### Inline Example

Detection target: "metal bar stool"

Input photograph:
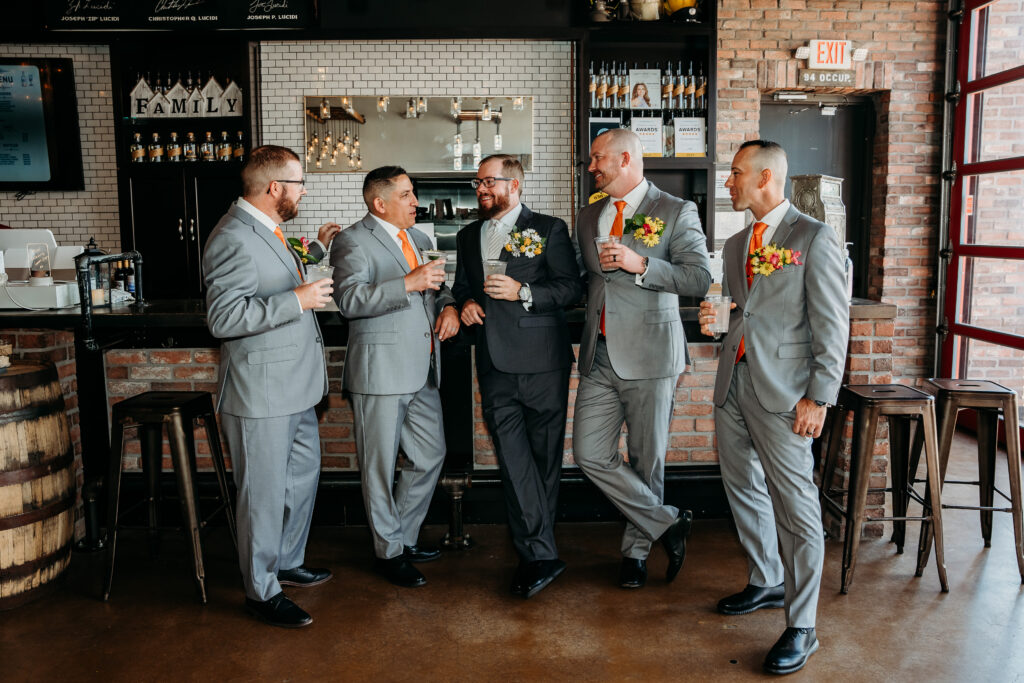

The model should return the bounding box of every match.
[819,384,948,594]
[903,379,1024,583]
[104,391,237,603]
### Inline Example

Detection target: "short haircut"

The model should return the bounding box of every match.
[479,154,525,195]
[596,128,643,162]
[362,165,409,208]
[739,139,788,186]
[241,145,301,197]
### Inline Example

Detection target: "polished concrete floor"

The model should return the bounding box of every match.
[3,433,1023,682]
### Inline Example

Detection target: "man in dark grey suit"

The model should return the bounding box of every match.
[700,140,848,675]
[453,155,583,598]
[204,145,335,628]
[573,129,711,589]
[331,166,460,588]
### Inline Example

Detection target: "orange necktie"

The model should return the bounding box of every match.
[600,200,628,337]
[736,221,768,363]
[274,226,302,278]
[399,229,433,352]
[397,229,419,271]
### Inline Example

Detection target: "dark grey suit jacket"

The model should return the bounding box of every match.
[453,204,583,376]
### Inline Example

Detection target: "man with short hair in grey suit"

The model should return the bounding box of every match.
[573,128,711,589]
[330,166,460,588]
[700,140,849,675]
[204,145,336,628]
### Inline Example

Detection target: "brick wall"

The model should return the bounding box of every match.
[0,329,84,540]
[256,40,575,240]
[0,44,119,250]
[716,0,947,384]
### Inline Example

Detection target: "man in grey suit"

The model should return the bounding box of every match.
[331,166,460,588]
[204,145,335,628]
[573,128,711,589]
[700,140,848,675]
[453,155,583,598]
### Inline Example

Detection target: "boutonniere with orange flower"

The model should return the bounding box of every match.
[626,214,666,247]
[287,236,320,264]
[750,243,802,276]
[504,228,545,258]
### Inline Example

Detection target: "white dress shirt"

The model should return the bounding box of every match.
[600,179,651,285]
[479,202,524,260]
[371,214,422,266]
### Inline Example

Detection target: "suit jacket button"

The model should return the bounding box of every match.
[424,332,430,338]
[743,311,750,318]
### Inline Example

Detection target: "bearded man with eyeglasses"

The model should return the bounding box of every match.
[453,155,583,598]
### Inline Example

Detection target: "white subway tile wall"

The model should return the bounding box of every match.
[257,40,576,239]
[0,44,119,250]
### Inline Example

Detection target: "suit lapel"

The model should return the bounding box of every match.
[231,205,302,286]
[364,214,414,273]
[747,207,798,298]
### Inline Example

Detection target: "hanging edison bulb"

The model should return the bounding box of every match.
[450,97,461,117]
[330,152,337,166]
[512,96,524,111]
[325,130,332,145]
[356,154,362,170]
[494,121,502,151]
[481,99,491,121]
[312,133,319,146]
[417,96,427,114]
[352,134,360,151]
[406,98,416,118]
[315,157,322,169]
[377,96,389,113]
[341,95,349,109]
[319,98,331,119]
[348,155,356,169]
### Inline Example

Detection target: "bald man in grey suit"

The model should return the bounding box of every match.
[573,129,711,589]
[701,140,848,675]
[205,145,335,628]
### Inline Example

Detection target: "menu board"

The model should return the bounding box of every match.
[45,0,313,29]
[0,65,51,183]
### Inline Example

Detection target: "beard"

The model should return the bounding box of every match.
[276,194,299,223]
[477,187,512,220]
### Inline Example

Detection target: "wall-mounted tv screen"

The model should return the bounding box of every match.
[0,58,85,192]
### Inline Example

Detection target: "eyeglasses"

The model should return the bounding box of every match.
[470,176,513,189]
[275,179,305,187]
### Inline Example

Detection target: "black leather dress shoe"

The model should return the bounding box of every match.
[619,558,648,589]
[277,566,333,588]
[403,544,442,563]
[517,559,566,599]
[510,562,529,596]
[659,510,693,582]
[374,557,427,587]
[245,592,312,628]
[763,627,819,675]
[717,583,785,615]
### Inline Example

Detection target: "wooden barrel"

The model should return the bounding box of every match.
[0,361,76,610]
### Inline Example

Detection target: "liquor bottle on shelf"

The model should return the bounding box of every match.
[148,132,164,163]
[695,63,708,120]
[617,62,629,117]
[129,132,146,163]
[661,64,673,110]
[167,132,182,162]
[233,131,246,162]
[673,62,684,111]
[125,262,136,295]
[113,261,126,291]
[217,131,233,161]
[200,132,216,161]
[684,61,696,117]
[588,61,597,109]
[183,132,198,162]
[595,62,608,116]
[604,62,615,111]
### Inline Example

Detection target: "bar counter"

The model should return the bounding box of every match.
[0,298,897,540]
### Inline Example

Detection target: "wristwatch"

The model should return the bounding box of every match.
[518,283,532,303]
[642,256,650,272]
[813,399,830,408]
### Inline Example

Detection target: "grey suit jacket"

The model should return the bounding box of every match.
[714,205,849,413]
[330,214,455,395]
[204,203,328,418]
[575,181,711,379]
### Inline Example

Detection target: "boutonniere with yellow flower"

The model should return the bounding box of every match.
[504,228,546,258]
[287,236,320,264]
[626,214,666,248]
[750,243,802,277]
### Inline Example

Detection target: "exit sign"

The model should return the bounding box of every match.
[808,40,852,70]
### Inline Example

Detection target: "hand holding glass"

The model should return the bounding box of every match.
[483,259,507,278]
[704,294,731,339]
[304,263,334,284]
[594,235,620,271]
[422,249,446,264]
